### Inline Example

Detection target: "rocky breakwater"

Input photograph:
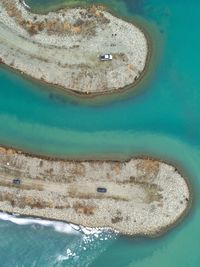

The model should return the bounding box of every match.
[0,0,148,95]
[0,147,190,236]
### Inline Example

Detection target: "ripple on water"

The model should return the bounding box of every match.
[0,212,118,266]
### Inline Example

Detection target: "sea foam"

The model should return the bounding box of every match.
[0,212,113,236]
[0,212,79,235]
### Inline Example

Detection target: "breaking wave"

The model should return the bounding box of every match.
[0,211,117,236]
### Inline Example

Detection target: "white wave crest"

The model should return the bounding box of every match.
[0,212,79,235]
[0,212,115,236]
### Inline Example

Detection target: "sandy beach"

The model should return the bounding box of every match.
[0,0,148,95]
[0,146,190,236]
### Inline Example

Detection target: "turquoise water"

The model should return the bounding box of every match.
[0,0,200,266]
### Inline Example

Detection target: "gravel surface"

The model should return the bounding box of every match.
[0,147,190,236]
[0,0,148,94]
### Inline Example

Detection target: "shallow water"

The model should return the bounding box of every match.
[0,0,200,266]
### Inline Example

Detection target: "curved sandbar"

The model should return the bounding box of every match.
[0,0,148,94]
[0,147,190,236]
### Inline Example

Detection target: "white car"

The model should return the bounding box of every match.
[99,54,113,61]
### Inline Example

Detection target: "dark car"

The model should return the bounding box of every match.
[97,187,107,193]
[13,179,21,185]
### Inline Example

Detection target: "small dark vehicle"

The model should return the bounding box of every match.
[13,179,21,185]
[97,187,107,193]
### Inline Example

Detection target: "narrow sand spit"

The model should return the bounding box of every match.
[0,147,190,236]
[0,0,148,95]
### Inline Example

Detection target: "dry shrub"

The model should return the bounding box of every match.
[128,64,134,71]
[136,159,160,182]
[0,192,13,202]
[110,162,122,174]
[111,216,123,224]
[0,191,55,209]
[88,6,98,16]
[137,160,159,175]
[97,5,106,11]
[73,201,96,215]
[0,180,43,191]
[70,163,85,176]
[71,26,81,33]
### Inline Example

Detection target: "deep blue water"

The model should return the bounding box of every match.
[0,0,200,266]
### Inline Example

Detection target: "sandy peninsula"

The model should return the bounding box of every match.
[0,0,148,95]
[0,147,190,236]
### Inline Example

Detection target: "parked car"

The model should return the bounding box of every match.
[99,54,113,61]
[13,179,21,185]
[97,187,107,193]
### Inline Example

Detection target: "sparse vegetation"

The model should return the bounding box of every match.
[0,192,54,209]
[0,145,190,236]
[111,216,123,224]
[73,201,96,215]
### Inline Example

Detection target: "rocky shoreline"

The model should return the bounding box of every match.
[0,146,190,236]
[0,0,148,95]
